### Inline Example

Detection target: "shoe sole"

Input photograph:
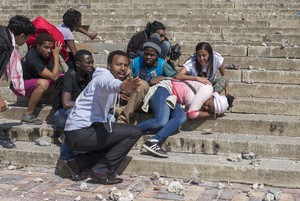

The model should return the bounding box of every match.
[142,144,168,158]
[21,120,42,125]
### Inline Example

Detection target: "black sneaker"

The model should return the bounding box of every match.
[143,141,168,158]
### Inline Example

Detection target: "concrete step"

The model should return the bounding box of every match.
[1,112,299,142]
[137,132,300,160]
[0,140,299,188]
[180,113,300,137]
[232,97,300,116]
[1,118,299,159]
[229,83,300,99]
[224,56,300,71]
[0,105,54,124]
[123,150,300,188]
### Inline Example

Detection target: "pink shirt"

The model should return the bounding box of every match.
[171,80,213,119]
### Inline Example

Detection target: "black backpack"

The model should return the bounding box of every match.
[169,43,182,61]
[51,69,76,110]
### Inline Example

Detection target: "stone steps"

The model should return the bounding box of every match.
[2,82,299,101]
[1,0,300,189]
[0,94,299,123]
[2,121,300,159]
[1,112,299,141]
[0,140,299,188]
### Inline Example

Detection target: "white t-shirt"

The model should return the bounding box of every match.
[57,23,74,48]
[183,51,224,80]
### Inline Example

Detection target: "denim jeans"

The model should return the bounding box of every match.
[54,108,74,160]
[54,108,72,130]
[160,40,171,59]
[138,87,187,142]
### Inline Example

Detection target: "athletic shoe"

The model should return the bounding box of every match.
[143,140,168,158]
[21,114,42,125]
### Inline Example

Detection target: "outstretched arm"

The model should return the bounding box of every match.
[77,27,98,40]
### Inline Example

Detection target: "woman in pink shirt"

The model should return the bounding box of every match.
[171,80,233,119]
[139,78,234,158]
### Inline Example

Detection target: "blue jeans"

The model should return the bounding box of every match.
[54,108,72,130]
[54,108,74,160]
[160,40,171,59]
[138,87,187,142]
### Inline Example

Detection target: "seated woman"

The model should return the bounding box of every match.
[139,78,234,158]
[175,42,229,95]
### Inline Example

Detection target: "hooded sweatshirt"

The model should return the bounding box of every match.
[64,67,122,131]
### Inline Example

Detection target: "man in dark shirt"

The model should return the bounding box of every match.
[53,49,94,130]
[126,21,171,61]
[11,33,62,124]
[54,50,95,178]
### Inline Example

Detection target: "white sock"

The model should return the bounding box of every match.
[149,139,159,143]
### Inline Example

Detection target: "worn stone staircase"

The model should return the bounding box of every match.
[0,0,300,188]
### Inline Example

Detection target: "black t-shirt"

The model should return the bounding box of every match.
[22,47,52,80]
[61,68,90,102]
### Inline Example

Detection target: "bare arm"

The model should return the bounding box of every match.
[61,91,74,109]
[77,27,98,40]
[197,111,214,119]
[149,76,165,86]
[39,42,62,81]
[174,67,212,85]
[65,40,77,57]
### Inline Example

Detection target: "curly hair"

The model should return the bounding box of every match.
[62,8,82,31]
[107,50,127,64]
[7,15,36,36]
[35,33,55,46]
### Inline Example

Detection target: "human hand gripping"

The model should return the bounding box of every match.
[120,77,141,95]
[150,76,164,86]
[196,77,212,85]
[52,41,63,58]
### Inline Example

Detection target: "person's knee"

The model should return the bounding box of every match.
[138,80,149,93]
[155,117,169,128]
[129,126,142,139]
[35,79,50,92]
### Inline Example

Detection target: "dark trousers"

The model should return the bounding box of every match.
[64,122,142,174]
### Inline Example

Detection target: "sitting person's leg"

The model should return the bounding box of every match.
[151,102,186,142]
[64,122,141,184]
[143,102,186,158]
[54,108,74,160]
[15,78,51,124]
[138,87,171,132]
[117,80,149,124]
[212,76,229,94]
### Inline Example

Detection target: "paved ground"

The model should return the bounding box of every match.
[0,166,299,201]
